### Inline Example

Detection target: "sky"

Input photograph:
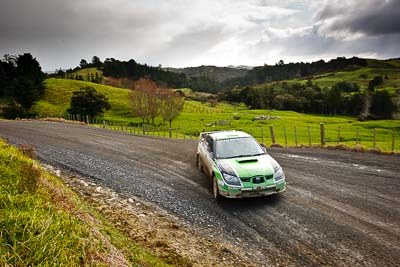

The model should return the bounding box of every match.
[1,0,399,71]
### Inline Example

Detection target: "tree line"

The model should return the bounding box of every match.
[0,53,45,119]
[219,79,396,119]
[54,56,382,95]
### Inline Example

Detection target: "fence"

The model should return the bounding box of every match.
[35,113,399,153]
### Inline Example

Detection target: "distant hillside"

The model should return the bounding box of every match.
[164,65,248,82]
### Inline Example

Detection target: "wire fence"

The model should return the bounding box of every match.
[34,113,399,153]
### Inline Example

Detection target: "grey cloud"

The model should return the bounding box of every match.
[316,0,400,36]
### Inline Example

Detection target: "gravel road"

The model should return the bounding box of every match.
[1,120,399,266]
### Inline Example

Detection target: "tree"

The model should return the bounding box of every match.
[159,90,184,131]
[0,53,45,114]
[67,87,110,118]
[368,76,383,91]
[91,56,102,68]
[131,78,160,125]
[370,91,395,119]
[79,59,88,68]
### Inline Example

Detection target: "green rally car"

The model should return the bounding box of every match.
[196,130,286,200]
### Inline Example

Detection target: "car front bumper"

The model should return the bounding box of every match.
[219,181,286,198]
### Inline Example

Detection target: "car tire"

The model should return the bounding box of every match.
[196,155,203,172]
[212,176,222,201]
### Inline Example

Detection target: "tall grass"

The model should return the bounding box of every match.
[0,139,169,266]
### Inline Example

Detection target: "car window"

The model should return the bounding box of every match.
[215,137,264,158]
[206,136,214,152]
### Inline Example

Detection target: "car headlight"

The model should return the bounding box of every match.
[274,166,285,182]
[222,173,241,186]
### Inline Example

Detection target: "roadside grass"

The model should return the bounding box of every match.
[35,78,400,152]
[0,139,170,266]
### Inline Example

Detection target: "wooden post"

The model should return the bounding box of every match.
[153,126,155,136]
[103,120,105,128]
[320,123,325,145]
[392,129,395,152]
[169,128,172,139]
[337,126,341,144]
[158,127,160,137]
[283,126,287,147]
[356,128,359,145]
[294,126,298,146]
[176,128,178,139]
[164,126,166,137]
[307,126,311,146]
[269,126,275,144]
[373,128,377,149]
[142,124,145,135]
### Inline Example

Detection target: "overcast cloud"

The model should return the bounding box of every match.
[0,0,399,71]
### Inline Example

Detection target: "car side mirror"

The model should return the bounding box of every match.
[261,146,267,153]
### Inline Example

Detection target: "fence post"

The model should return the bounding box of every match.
[373,128,377,149]
[176,128,178,139]
[294,126,298,146]
[283,126,287,147]
[392,129,395,153]
[337,126,341,144]
[320,123,325,146]
[307,126,311,146]
[356,128,359,145]
[143,124,145,135]
[103,120,105,128]
[158,127,160,137]
[169,128,172,139]
[269,126,275,144]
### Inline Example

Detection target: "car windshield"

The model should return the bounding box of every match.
[215,137,265,159]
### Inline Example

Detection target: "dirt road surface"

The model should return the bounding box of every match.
[1,120,399,266]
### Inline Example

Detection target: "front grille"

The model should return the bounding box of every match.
[252,176,264,184]
[240,174,273,183]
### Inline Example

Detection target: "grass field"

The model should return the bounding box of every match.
[74,67,103,81]
[254,66,400,94]
[34,78,400,152]
[0,139,169,266]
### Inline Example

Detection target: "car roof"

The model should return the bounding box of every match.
[209,130,252,140]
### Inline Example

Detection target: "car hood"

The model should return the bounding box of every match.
[215,154,275,178]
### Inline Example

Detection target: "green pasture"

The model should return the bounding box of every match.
[35,78,400,152]
[254,67,400,94]
[74,67,103,81]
